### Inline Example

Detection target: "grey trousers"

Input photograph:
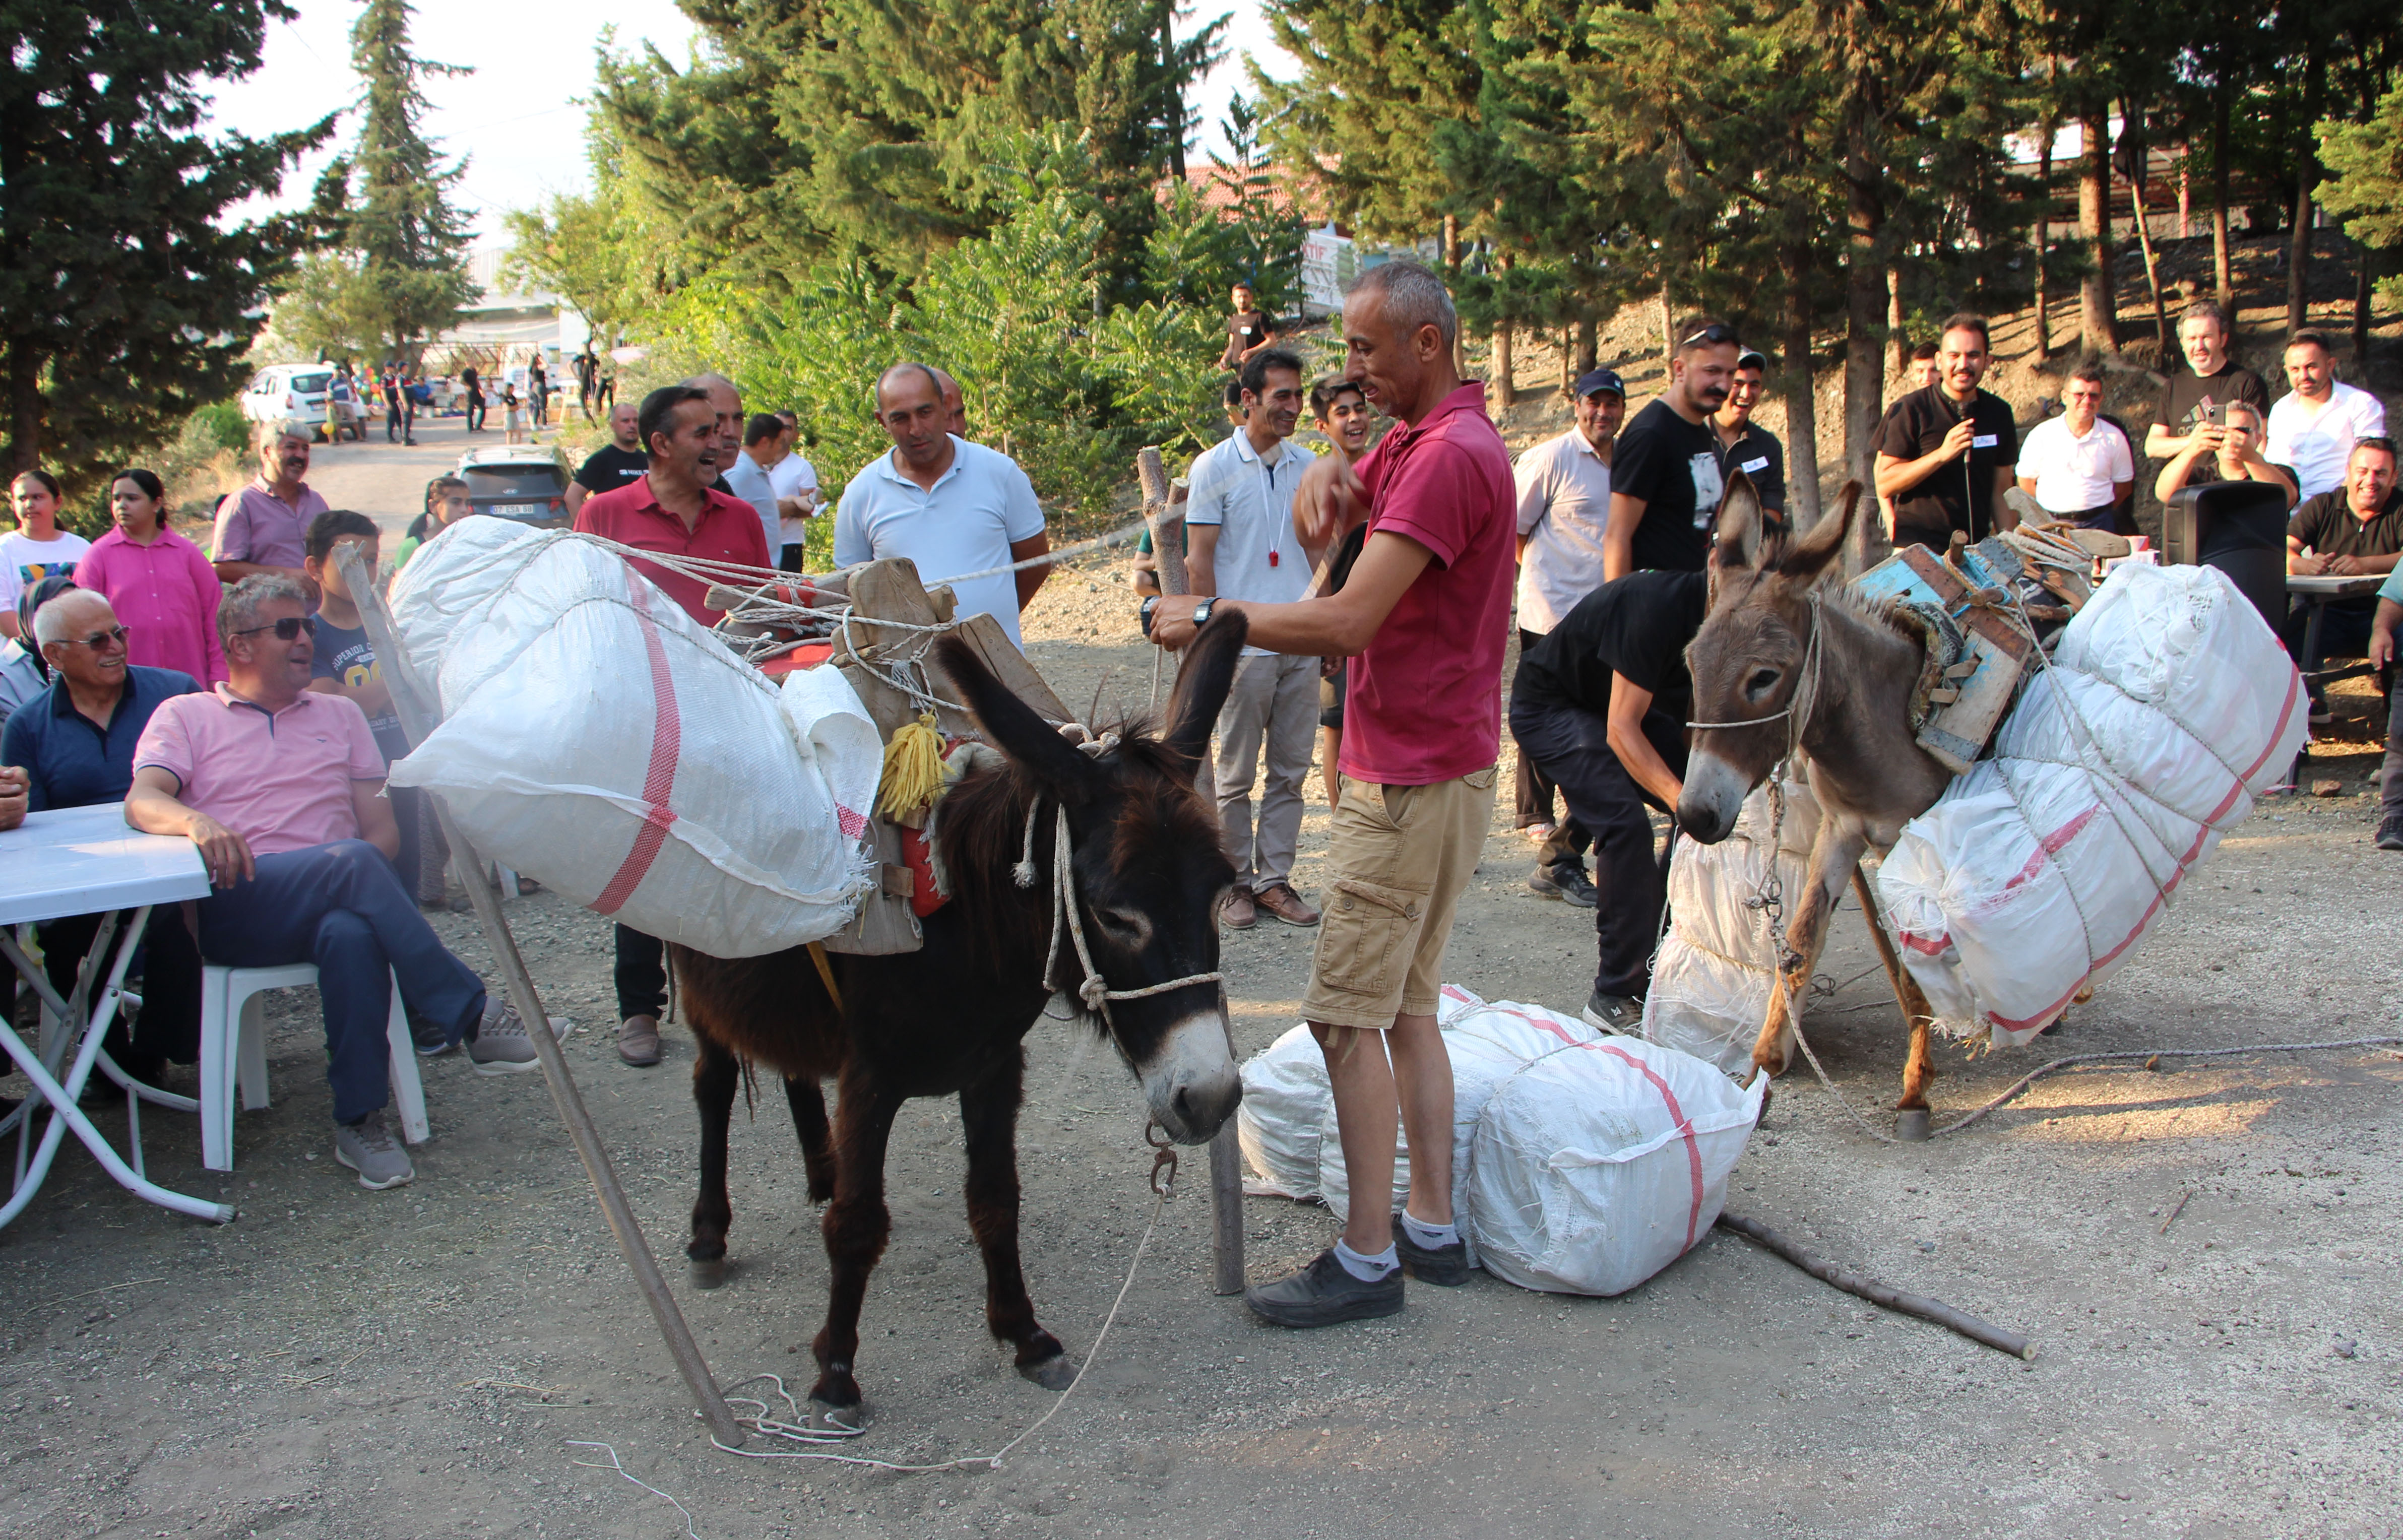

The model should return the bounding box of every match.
[1213,651,1318,890]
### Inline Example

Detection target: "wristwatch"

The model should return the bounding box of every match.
[1191,597,1217,627]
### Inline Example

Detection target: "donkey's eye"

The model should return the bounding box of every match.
[1746,667,1781,697]
[1097,908,1152,947]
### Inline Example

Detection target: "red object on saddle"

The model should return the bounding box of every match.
[902,825,946,917]
[758,640,836,680]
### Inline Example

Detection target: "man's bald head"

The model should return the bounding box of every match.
[31,588,114,648]
[926,367,967,438]
[682,373,744,465]
[876,363,944,412]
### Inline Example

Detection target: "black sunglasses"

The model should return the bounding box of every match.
[232,615,317,642]
[1680,323,1741,349]
[53,625,131,652]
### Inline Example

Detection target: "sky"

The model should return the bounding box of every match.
[205,0,1297,248]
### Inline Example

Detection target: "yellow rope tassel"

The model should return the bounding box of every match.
[876,710,946,822]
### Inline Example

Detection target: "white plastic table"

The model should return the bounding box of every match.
[0,803,232,1226]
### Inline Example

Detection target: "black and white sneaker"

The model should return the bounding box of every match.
[1244,1250,1403,1328]
[2378,814,2403,852]
[1392,1215,1471,1286]
[1527,865,1598,908]
[1582,990,1642,1033]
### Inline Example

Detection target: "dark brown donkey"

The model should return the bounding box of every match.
[670,617,1248,1421]
[1676,482,1956,1128]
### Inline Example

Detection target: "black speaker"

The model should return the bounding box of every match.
[2164,481,2289,630]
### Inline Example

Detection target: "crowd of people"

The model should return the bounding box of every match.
[2,266,2397,1225]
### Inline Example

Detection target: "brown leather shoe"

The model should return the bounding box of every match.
[1253,882,1320,927]
[1220,888,1257,930]
[617,1014,663,1067]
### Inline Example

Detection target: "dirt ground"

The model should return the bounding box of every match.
[4,534,2400,1540]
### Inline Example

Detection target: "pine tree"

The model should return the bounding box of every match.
[1,0,330,486]
[283,0,476,359]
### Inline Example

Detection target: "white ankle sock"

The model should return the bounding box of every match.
[1334,1239,1400,1281]
[1399,1210,1459,1250]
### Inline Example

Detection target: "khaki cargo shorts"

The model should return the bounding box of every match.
[1301,765,1498,1030]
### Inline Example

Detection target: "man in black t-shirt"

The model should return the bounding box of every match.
[567,400,650,516]
[1507,569,1709,1030]
[2146,301,2270,463]
[1873,312,2018,550]
[2285,437,2403,680]
[1220,283,1278,371]
[1713,349,1786,517]
[1607,319,1742,577]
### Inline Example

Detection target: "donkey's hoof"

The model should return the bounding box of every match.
[689,1256,730,1290]
[1894,1108,1931,1142]
[1018,1353,1080,1392]
[1754,1085,1774,1128]
[806,1397,868,1436]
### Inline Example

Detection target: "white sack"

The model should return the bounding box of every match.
[387,520,880,958]
[1876,563,2304,1046]
[1642,780,1818,1078]
[1467,1036,1764,1297]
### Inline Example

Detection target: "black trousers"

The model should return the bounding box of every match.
[2383,668,2403,826]
[615,924,666,1021]
[465,395,485,431]
[1512,629,1591,873]
[39,905,205,1067]
[1509,691,1686,999]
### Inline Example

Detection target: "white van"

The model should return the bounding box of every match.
[241,364,335,435]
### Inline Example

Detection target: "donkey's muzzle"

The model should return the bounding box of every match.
[1143,1012,1241,1144]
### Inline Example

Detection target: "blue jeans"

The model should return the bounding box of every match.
[197,840,486,1124]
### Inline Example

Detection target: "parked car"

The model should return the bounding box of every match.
[240,364,334,436]
[455,445,570,528]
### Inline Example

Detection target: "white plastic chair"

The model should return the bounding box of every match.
[199,963,429,1172]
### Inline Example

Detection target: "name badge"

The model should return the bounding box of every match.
[1972,433,1999,450]
[1740,456,1769,474]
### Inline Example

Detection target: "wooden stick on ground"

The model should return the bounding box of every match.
[1715,1211,2036,1361]
[334,545,748,1447]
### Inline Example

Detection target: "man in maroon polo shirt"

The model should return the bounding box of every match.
[574,383,773,1065]
[1150,260,1514,1324]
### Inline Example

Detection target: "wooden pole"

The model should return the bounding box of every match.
[1137,443,1242,1296]
[1716,1212,2035,1360]
[333,544,747,1447]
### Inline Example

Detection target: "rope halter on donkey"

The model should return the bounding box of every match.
[1010,724,1223,1029]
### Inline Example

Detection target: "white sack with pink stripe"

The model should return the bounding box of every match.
[1875,562,2305,1048]
[387,519,880,958]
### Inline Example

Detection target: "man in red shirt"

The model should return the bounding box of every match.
[1150,260,1514,1324]
[574,383,773,1066]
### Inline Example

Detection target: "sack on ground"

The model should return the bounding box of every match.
[1875,562,2304,1046]
[387,520,879,958]
[1642,780,1819,1078]
[1466,1036,1764,1297]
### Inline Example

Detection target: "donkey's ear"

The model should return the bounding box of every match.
[1160,608,1250,780]
[932,635,1107,804]
[1711,473,1768,574]
[1775,481,1857,586]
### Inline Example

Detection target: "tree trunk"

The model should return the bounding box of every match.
[1160,0,1185,183]
[1784,245,1822,529]
[1657,282,1673,364]
[1887,263,1907,378]
[1562,326,1574,392]
[1495,321,1515,407]
[1442,216,1465,374]
[2212,83,2235,311]
[2288,39,2324,335]
[1844,93,1885,577]
[2128,137,2169,352]
[1576,312,1597,374]
[2079,113,2119,355]
[2355,247,2372,366]
[2035,130,2052,359]
[6,340,43,475]
[2178,164,2190,239]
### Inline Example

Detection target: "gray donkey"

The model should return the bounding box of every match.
[1676,481,1958,1131]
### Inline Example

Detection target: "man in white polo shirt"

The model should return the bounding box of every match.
[2267,330,2388,499]
[834,364,1051,646]
[1188,348,1322,930]
[2015,360,2134,529]
[1508,367,1624,908]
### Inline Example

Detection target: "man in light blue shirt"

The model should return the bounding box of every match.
[834,365,1050,647]
[1186,348,1323,929]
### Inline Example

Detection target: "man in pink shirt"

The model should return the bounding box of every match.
[1149,261,1514,1324]
[212,425,329,593]
[127,574,544,1189]
[572,382,773,1068]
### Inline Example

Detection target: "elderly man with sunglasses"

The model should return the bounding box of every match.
[123,575,547,1189]
[0,589,206,1082]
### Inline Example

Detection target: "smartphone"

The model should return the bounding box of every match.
[2199,402,2225,427]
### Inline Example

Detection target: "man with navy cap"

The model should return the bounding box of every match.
[1712,350,1787,516]
[1508,368,1624,906]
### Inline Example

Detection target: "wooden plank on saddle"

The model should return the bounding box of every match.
[1853,544,2035,775]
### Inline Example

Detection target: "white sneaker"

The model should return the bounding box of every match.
[333,1109,414,1190]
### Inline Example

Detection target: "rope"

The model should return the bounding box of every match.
[708,1179,1173,1472]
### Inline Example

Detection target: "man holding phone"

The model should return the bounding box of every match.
[2146,301,2269,463]
[1874,313,2018,549]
